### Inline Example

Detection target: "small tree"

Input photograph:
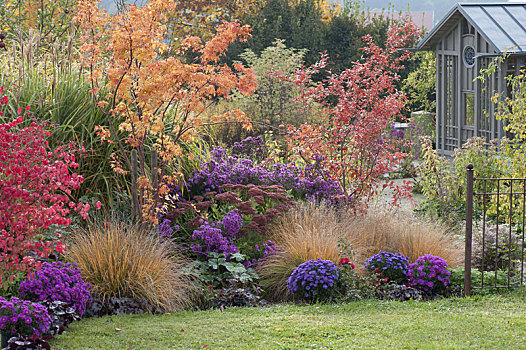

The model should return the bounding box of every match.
[237,40,317,127]
[403,51,436,113]
[281,21,420,208]
[74,0,257,222]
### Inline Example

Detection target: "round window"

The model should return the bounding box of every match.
[463,45,476,68]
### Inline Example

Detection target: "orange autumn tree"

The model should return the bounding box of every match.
[164,0,261,41]
[74,0,256,222]
[1,0,75,39]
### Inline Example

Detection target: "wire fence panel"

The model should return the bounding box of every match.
[465,164,526,296]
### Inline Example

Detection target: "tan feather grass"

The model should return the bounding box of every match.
[64,221,191,312]
[258,203,346,301]
[345,209,464,269]
[259,204,463,301]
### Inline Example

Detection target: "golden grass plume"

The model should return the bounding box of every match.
[64,221,192,313]
[345,208,464,269]
[258,202,346,301]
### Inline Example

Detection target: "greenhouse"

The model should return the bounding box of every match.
[417,2,526,155]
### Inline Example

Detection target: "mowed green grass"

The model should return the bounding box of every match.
[50,294,526,349]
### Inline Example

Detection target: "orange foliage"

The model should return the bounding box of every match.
[74,0,257,222]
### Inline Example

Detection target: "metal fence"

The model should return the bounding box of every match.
[464,164,526,295]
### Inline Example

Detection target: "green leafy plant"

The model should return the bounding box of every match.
[416,133,526,229]
[0,274,25,299]
[478,52,526,143]
[449,267,514,295]
[414,136,460,220]
[190,252,259,290]
[336,262,386,302]
[187,252,261,310]
[403,51,436,114]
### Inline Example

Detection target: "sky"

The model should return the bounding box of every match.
[353,0,507,24]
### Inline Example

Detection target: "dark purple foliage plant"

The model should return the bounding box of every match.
[42,300,80,337]
[5,334,52,350]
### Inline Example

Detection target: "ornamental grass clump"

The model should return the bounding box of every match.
[258,203,347,301]
[64,221,192,313]
[287,259,339,302]
[364,251,409,285]
[0,297,52,336]
[19,261,91,317]
[345,209,463,269]
[408,254,451,295]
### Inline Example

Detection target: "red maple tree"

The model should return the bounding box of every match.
[281,21,420,208]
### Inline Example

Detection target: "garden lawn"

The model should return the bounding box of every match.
[50,294,526,349]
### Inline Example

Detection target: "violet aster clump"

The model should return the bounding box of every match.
[248,240,280,268]
[175,144,341,203]
[221,209,243,238]
[158,218,176,239]
[0,297,52,336]
[364,251,409,285]
[18,261,91,317]
[191,209,243,259]
[191,221,239,259]
[408,254,451,295]
[287,259,339,303]
[390,122,405,140]
[232,136,268,161]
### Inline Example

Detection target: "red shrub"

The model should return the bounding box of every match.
[0,90,87,282]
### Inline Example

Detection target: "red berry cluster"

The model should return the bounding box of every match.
[0,33,5,49]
